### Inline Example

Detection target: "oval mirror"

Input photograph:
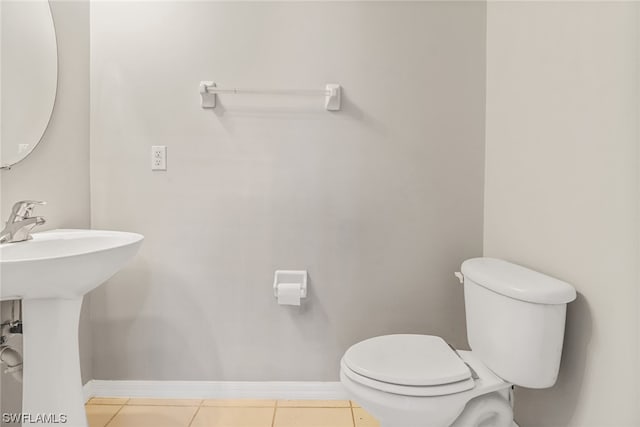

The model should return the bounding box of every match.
[1,0,58,169]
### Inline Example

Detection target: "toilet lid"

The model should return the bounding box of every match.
[343,335,471,386]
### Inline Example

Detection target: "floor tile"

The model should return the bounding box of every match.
[350,400,361,408]
[88,398,129,405]
[85,405,122,427]
[353,408,380,427]
[202,399,276,407]
[274,407,354,427]
[190,406,274,427]
[126,398,202,406]
[106,405,197,427]
[277,399,351,408]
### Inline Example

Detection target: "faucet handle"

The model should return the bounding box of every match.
[11,200,46,218]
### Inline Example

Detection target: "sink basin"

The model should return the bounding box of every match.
[0,229,143,427]
[0,229,143,300]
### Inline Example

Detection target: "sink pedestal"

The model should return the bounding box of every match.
[0,229,144,426]
[22,297,87,427]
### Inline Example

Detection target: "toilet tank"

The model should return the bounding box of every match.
[461,258,576,389]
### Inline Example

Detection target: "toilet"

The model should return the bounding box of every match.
[340,257,576,427]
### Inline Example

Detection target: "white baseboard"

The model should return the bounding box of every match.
[83,380,348,403]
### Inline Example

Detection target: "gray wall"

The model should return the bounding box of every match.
[484,2,639,426]
[89,1,486,381]
[3,2,636,425]
[0,0,91,414]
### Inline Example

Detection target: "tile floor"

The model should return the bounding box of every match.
[85,398,381,427]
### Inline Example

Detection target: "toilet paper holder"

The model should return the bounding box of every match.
[273,270,308,299]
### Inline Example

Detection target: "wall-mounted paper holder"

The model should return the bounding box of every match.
[273,270,308,303]
[199,82,341,111]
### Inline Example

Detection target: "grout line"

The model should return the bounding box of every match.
[200,405,278,408]
[275,406,352,408]
[187,405,202,427]
[271,404,277,427]
[199,402,277,408]
[103,404,125,427]
[350,406,356,427]
[275,401,352,408]
[121,404,202,408]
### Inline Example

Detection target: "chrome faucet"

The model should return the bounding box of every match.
[0,201,46,244]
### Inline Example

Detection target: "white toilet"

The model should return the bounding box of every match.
[340,257,576,427]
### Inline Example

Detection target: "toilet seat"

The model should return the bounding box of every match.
[341,359,475,397]
[342,334,475,397]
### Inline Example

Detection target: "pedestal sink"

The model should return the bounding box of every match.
[0,229,143,427]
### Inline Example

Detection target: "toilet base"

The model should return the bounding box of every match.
[366,392,513,427]
[450,393,513,427]
[363,393,513,427]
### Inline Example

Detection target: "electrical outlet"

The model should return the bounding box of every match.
[151,146,167,171]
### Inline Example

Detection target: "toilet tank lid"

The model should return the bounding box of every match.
[461,258,576,304]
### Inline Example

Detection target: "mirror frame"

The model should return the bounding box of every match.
[0,0,59,170]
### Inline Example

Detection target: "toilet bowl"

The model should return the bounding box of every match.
[340,258,576,427]
[340,334,513,427]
